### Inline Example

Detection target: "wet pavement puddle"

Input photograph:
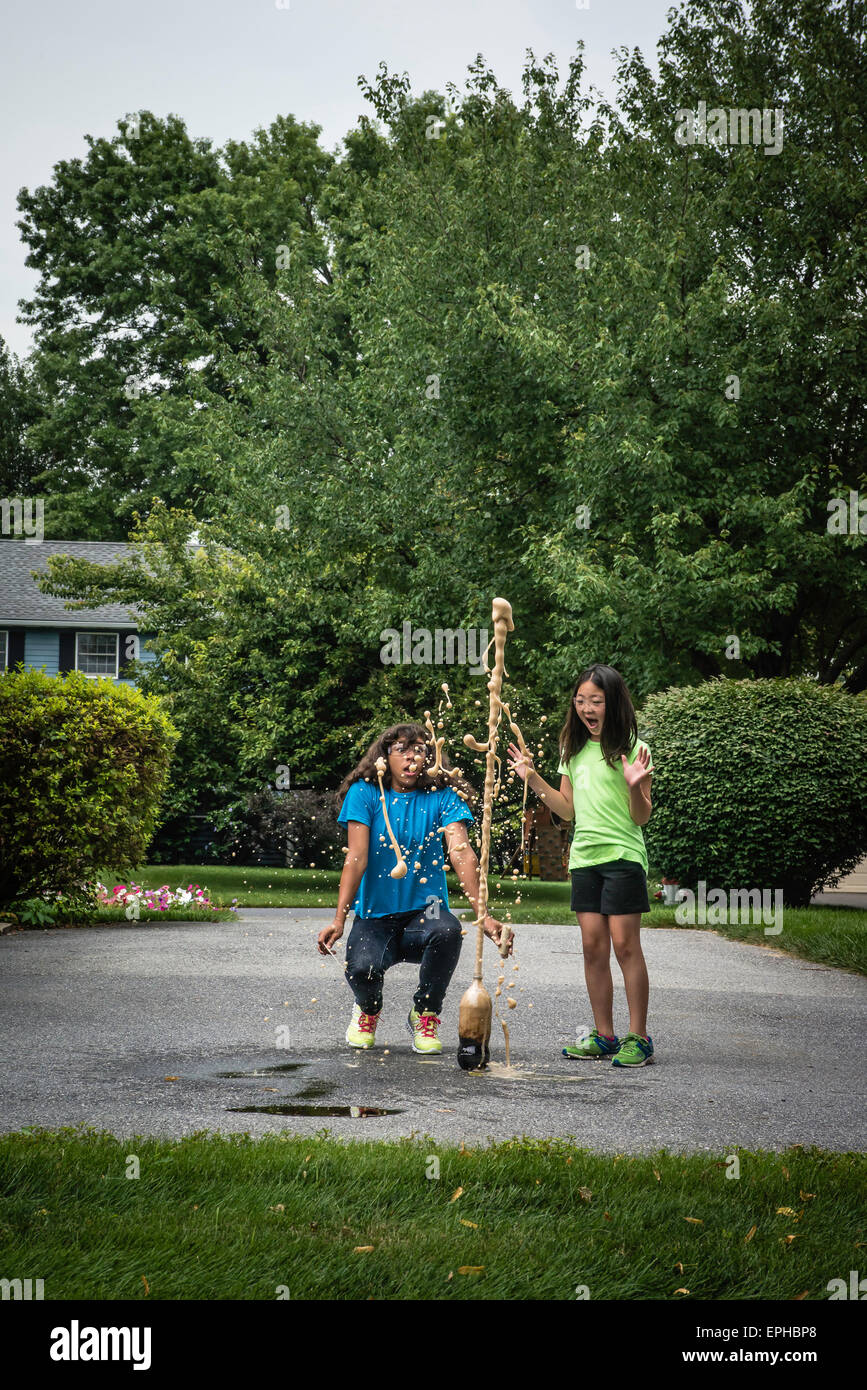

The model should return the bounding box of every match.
[293,1080,338,1100]
[214,1062,306,1078]
[203,1058,401,1118]
[190,1054,598,1120]
[467,1061,597,1083]
[226,1103,403,1118]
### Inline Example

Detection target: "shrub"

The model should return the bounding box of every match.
[145,810,233,865]
[0,668,179,907]
[639,678,867,907]
[9,886,101,927]
[226,787,343,868]
[149,786,344,867]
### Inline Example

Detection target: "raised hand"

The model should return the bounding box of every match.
[621,745,652,787]
[506,741,535,782]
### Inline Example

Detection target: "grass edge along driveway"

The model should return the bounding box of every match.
[86,866,867,976]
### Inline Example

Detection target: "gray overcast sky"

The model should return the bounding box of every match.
[1,0,677,359]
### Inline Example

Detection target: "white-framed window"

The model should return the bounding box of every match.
[0,630,7,670]
[76,632,119,678]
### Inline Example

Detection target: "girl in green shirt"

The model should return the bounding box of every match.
[507,663,655,1067]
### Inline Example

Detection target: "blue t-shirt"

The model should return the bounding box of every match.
[337,779,475,919]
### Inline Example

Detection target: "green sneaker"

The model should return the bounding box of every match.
[407,1008,442,1055]
[562,1027,619,1060]
[345,1004,380,1048]
[611,1032,654,1067]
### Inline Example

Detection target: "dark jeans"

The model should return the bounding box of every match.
[344,905,464,1016]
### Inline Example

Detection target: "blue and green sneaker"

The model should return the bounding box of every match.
[611,1032,654,1067]
[562,1027,619,1060]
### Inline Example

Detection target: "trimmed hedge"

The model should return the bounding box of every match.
[0,668,179,906]
[640,678,867,907]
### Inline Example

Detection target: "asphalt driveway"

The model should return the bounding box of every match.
[0,909,863,1152]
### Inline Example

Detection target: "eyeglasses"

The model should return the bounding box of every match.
[388,741,429,756]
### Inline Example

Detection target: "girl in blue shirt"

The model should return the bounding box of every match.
[318,722,509,1054]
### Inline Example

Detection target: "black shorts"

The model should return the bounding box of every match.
[570,859,650,915]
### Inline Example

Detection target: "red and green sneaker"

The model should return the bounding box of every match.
[562,1027,619,1059]
[345,1004,380,1048]
[611,1033,654,1067]
[407,1008,442,1055]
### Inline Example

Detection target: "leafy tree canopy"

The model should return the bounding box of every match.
[27,0,867,828]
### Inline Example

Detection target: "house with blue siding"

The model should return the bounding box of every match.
[0,541,158,685]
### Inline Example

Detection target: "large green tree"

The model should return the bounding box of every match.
[15,111,333,538]
[530,0,867,694]
[340,4,867,698]
[0,338,45,498]
[34,1,867,837]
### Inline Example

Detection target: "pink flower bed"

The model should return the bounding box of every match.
[95,882,239,914]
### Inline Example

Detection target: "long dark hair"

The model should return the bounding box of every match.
[558,664,638,769]
[336,722,477,807]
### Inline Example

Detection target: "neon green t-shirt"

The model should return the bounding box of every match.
[557,738,653,872]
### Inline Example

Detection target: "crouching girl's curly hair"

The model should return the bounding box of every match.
[335,722,477,809]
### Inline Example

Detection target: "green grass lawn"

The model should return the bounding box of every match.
[1,1127,861,1301]
[93,865,867,975]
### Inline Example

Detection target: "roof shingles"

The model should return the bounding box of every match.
[0,542,143,626]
